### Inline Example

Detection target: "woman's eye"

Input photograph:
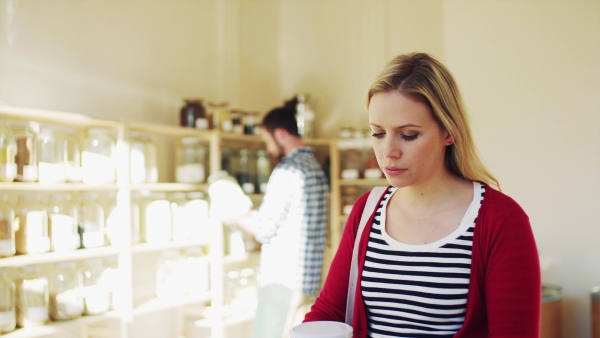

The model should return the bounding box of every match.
[401,133,418,142]
[371,132,385,139]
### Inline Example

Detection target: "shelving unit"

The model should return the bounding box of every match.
[0,104,336,338]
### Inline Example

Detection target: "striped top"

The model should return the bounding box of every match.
[362,182,486,337]
[255,147,329,295]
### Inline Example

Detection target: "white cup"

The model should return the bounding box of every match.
[290,321,353,338]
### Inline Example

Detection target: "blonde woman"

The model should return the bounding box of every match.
[303,53,540,337]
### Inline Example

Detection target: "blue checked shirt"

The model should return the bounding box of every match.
[254,147,329,295]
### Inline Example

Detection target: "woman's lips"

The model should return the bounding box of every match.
[384,166,407,176]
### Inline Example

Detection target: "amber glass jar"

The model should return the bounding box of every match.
[180,99,208,129]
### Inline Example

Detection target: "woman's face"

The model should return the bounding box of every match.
[368,91,452,189]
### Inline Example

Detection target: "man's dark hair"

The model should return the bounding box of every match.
[261,106,300,137]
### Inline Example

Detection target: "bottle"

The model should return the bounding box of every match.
[48,193,79,252]
[79,193,105,249]
[209,101,231,132]
[48,261,84,321]
[15,265,48,327]
[0,268,16,333]
[12,123,38,182]
[35,128,66,184]
[80,259,110,315]
[15,193,50,254]
[180,99,208,129]
[0,123,17,182]
[175,137,206,184]
[0,193,16,257]
[256,150,271,194]
[82,129,116,185]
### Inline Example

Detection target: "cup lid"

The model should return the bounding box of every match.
[290,321,352,338]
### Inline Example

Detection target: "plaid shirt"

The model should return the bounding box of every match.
[255,147,329,295]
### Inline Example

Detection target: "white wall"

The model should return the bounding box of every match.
[1,0,599,336]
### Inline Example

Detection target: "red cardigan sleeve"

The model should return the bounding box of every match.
[303,191,371,323]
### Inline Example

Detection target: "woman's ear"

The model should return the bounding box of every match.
[443,131,454,146]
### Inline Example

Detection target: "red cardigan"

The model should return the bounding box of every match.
[305,186,541,337]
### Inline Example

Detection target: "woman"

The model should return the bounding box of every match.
[303,53,540,337]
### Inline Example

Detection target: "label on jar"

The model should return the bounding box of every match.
[341,169,359,179]
[195,118,209,130]
[82,151,115,184]
[175,164,204,184]
[25,306,48,323]
[49,214,78,252]
[0,310,15,328]
[38,162,66,184]
[0,163,16,182]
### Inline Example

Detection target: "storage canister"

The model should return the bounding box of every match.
[61,129,82,182]
[143,192,172,244]
[0,193,16,257]
[185,192,210,241]
[79,193,105,248]
[15,194,50,254]
[15,265,48,327]
[593,286,600,338]
[541,284,562,338]
[0,123,17,182]
[48,261,84,321]
[36,128,66,184]
[130,133,158,184]
[175,137,206,184]
[80,258,110,315]
[12,124,38,182]
[82,128,116,185]
[171,192,192,241]
[0,268,16,333]
[48,193,79,252]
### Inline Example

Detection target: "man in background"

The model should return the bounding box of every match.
[229,105,329,338]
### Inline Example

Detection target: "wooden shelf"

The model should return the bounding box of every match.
[130,183,208,192]
[0,105,119,129]
[133,293,213,316]
[0,247,120,268]
[0,183,120,192]
[125,121,214,140]
[131,240,211,254]
[1,311,120,338]
[338,178,388,186]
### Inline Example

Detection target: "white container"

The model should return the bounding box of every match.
[79,193,105,248]
[35,128,66,184]
[291,321,353,338]
[143,193,172,243]
[80,258,110,315]
[15,194,50,255]
[15,265,49,327]
[186,192,210,241]
[47,193,79,252]
[82,128,115,185]
[175,137,206,184]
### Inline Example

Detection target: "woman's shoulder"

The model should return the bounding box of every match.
[482,185,528,216]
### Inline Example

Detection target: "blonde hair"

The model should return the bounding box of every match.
[366,52,499,190]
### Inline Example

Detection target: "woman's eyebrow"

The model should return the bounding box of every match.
[369,123,422,129]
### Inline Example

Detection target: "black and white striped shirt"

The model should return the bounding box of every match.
[362,182,486,337]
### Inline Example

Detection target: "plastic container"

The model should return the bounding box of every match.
[79,193,105,249]
[541,284,562,338]
[15,194,50,255]
[143,192,172,244]
[12,124,38,182]
[82,128,116,185]
[80,259,110,315]
[48,261,84,321]
[175,137,206,184]
[15,265,49,327]
[0,123,17,182]
[290,321,352,338]
[48,193,79,252]
[0,268,16,333]
[0,193,16,257]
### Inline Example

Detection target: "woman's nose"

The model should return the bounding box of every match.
[382,139,401,159]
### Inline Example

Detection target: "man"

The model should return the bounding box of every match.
[230,106,329,338]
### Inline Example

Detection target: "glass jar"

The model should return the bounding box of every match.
[186,192,210,241]
[143,192,172,244]
[130,192,141,245]
[0,123,17,182]
[60,130,82,183]
[256,150,271,194]
[36,128,66,184]
[79,193,105,249]
[243,112,258,135]
[15,194,50,254]
[296,93,316,138]
[171,193,191,242]
[175,137,206,184]
[48,261,84,321]
[80,259,110,315]
[15,265,48,327]
[155,250,184,298]
[101,256,119,310]
[82,128,116,185]
[236,149,255,194]
[48,193,79,252]
[339,127,361,179]
[180,99,208,129]
[231,110,244,134]
[209,101,232,132]
[0,268,16,333]
[130,133,158,184]
[0,193,16,257]
[181,247,209,296]
[12,124,38,182]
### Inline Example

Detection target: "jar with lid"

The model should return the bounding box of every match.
[181,247,209,296]
[339,127,361,179]
[80,259,110,315]
[12,123,38,182]
[15,265,48,327]
[48,261,84,321]
[209,101,232,132]
[143,192,172,244]
[130,133,158,184]
[175,137,206,184]
[0,123,17,182]
[243,112,258,135]
[171,193,191,241]
[231,110,244,134]
[185,192,210,241]
[155,250,184,298]
[180,99,208,129]
[15,194,50,254]
[296,93,316,138]
[79,193,105,249]
[0,268,16,333]
[236,149,255,194]
[256,150,271,194]
[60,129,82,183]
[0,193,16,257]
[36,127,67,184]
[82,128,116,185]
[48,193,79,252]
